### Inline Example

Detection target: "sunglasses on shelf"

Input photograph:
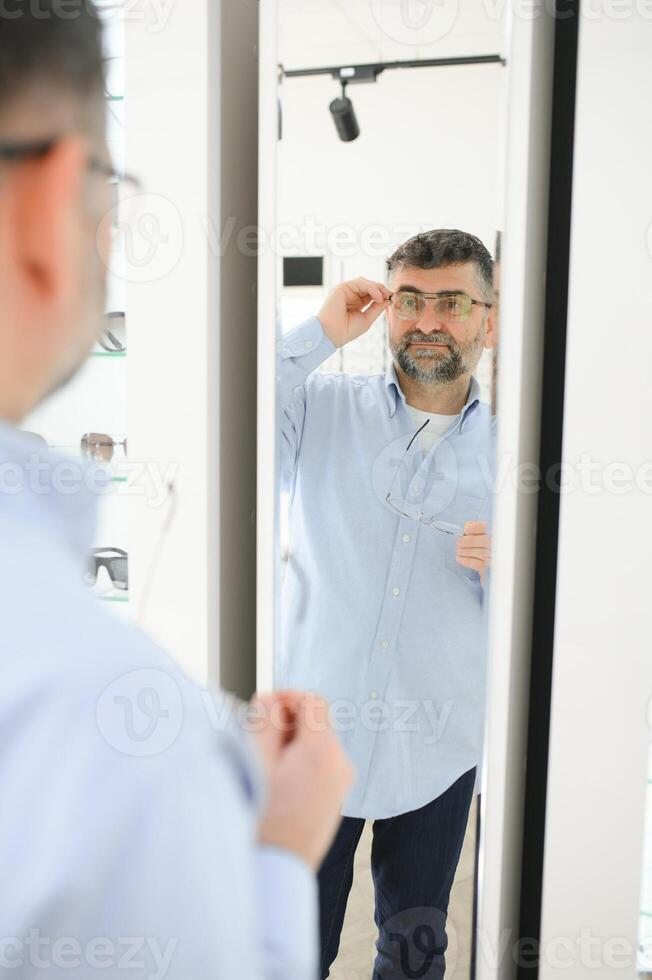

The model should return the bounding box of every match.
[99,312,126,353]
[86,548,129,592]
[20,432,127,464]
[81,433,127,463]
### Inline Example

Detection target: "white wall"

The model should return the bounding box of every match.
[539,12,652,979]
[277,63,506,281]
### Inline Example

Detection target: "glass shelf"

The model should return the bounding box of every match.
[99,595,129,604]
[91,350,126,358]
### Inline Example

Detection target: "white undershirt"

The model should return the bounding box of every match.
[406,404,461,455]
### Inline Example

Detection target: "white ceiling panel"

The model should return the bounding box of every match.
[279,0,507,70]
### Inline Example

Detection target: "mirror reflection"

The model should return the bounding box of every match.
[274,4,507,978]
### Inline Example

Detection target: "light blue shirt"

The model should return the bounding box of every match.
[0,422,318,979]
[278,317,495,819]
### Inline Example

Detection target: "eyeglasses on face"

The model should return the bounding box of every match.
[0,137,141,195]
[389,289,492,324]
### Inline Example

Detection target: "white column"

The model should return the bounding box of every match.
[124,0,258,693]
[539,13,652,979]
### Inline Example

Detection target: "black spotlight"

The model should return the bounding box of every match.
[329,81,360,142]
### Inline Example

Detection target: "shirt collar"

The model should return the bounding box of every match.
[384,361,482,427]
[0,420,102,561]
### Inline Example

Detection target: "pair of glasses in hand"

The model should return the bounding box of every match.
[385,419,462,536]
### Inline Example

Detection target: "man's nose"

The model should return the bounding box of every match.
[417,303,447,334]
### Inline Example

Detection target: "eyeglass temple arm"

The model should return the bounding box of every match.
[406,418,429,452]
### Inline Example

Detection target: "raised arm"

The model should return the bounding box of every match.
[278,278,391,484]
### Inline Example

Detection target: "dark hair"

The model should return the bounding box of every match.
[0,1,104,124]
[386,228,494,300]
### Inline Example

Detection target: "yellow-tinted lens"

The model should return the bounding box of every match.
[394,292,424,320]
[434,292,473,321]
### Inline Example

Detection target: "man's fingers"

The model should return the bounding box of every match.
[457,548,490,562]
[457,534,491,550]
[463,520,488,535]
[361,299,391,329]
[345,278,391,306]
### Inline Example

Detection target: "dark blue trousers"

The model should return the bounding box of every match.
[317,767,476,980]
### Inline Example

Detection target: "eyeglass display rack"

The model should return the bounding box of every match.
[22,8,129,614]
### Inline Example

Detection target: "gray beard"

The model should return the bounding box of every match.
[393,340,465,383]
[390,331,473,384]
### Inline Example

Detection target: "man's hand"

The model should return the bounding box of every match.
[456,521,491,585]
[249,690,354,871]
[318,277,392,349]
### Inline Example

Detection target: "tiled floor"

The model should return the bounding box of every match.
[328,795,478,980]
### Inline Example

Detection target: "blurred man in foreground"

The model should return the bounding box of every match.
[0,4,352,977]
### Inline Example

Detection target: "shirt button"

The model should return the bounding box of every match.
[402,534,411,543]
[304,340,313,350]
[392,587,400,597]
[380,639,389,650]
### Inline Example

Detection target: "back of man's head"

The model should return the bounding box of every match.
[0,1,104,136]
[0,1,109,423]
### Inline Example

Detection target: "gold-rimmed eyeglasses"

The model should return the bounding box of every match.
[389,289,492,324]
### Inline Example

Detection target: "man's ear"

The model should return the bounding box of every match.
[13,136,87,314]
[483,307,497,350]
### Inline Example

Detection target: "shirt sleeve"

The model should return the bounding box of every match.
[6,667,322,980]
[278,317,337,486]
[255,845,320,980]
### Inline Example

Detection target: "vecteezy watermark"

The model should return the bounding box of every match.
[371,430,462,520]
[0,0,176,35]
[202,216,425,262]
[0,931,177,979]
[476,925,650,971]
[370,0,460,45]
[96,668,184,757]
[375,906,458,978]
[201,689,456,745]
[98,193,184,285]
[480,0,652,21]
[0,455,178,509]
[100,211,432,283]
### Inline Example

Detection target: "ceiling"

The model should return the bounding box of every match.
[278,0,507,70]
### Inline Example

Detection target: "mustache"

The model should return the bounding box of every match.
[400,332,456,351]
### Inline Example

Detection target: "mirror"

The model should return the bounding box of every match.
[272,4,508,977]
